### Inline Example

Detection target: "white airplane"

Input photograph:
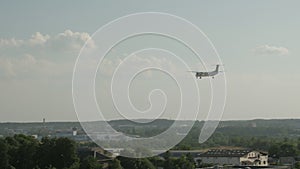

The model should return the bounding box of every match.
[188,65,222,79]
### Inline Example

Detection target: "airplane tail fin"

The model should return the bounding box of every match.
[215,65,220,72]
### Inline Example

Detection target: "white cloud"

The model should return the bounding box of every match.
[48,29,95,50]
[0,29,95,50]
[98,53,186,79]
[0,58,15,77]
[0,54,51,78]
[29,32,50,45]
[253,45,289,56]
[98,54,160,77]
[0,38,23,47]
[0,30,95,78]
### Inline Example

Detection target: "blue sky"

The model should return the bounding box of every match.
[0,1,299,121]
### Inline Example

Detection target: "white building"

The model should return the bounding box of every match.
[196,149,268,166]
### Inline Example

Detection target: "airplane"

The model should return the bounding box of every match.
[188,64,222,79]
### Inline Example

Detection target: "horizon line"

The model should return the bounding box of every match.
[1,117,300,123]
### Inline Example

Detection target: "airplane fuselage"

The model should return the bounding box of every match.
[195,65,220,79]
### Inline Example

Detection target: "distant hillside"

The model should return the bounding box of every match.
[220,119,300,128]
[1,119,300,137]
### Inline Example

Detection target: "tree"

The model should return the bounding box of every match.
[37,137,56,168]
[176,144,192,150]
[6,135,39,169]
[117,157,155,169]
[108,159,122,169]
[297,137,300,152]
[67,161,80,169]
[269,143,281,158]
[174,155,195,169]
[117,156,138,169]
[279,143,297,157]
[138,158,156,169]
[148,156,164,168]
[186,153,196,167]
[0,138,9,169]
[163,151,173,169]
[295,162,300,169]
[37,137,79,169]
[80,156,102,169]
[52,137,79,169]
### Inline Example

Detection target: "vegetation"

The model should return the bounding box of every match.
[162,151,195,169]
[80,156,103,169]
[1,119,300,168]
[108,159,122,169]
[0,135,78,169]
[0,135,199,169]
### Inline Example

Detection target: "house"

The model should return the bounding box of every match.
[195,149,268,166]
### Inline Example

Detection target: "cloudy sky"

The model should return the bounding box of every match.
[0,1,299,122]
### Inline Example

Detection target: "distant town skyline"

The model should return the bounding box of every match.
[0,1,299,122]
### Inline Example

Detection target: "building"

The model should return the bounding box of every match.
[196,149,268,166]
[72,127,77,136]
[77,147,113,165]
[158,150,204,159]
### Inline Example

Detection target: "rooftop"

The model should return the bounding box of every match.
[199,149,251,157]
